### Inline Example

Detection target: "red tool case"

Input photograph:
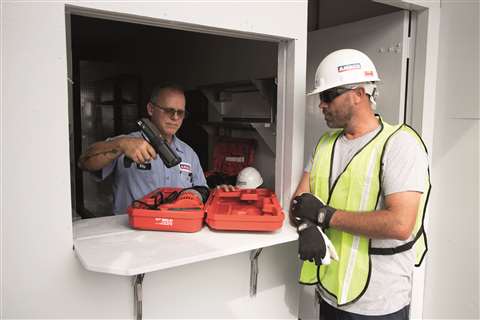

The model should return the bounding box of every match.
[204,138,257,187]
[211,138,257,176]
[205,188,284,232]
[127,188,205,232]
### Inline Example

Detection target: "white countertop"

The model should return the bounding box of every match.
[73,215,298,276]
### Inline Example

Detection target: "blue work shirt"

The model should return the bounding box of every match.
[101,131,207,215]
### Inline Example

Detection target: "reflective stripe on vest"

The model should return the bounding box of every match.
[298,118,430,306]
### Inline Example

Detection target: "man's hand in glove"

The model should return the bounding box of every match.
[298,221,339,265]
[291,193,336,229]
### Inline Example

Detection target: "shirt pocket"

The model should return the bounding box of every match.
[133,166,156,187]
[179,170,193,187]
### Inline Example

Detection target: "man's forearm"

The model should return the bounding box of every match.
[78,139,123,172]
[329,209,414,241]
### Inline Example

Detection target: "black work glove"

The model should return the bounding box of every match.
[291,193,336,229]
[298,221,327,265]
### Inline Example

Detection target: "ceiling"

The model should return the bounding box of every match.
[308,0,401,31]
[71,0,402,61]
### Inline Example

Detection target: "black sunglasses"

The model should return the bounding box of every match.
[319,87,353,104]
[150,102,188,119]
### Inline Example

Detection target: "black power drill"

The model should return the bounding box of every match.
[124,118,182,168]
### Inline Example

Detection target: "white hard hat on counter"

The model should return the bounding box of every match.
[236,167,263,189]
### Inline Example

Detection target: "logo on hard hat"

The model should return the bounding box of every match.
[364,70,374,77]
[338,63,361,73]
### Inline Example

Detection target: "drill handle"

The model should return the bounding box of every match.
[123,156,133,168]
[137,118,182,168]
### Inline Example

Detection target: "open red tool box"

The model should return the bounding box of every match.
[127,187,205,232]
[205,188,284,232]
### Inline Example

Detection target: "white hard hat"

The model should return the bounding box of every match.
[308,49,380,95]
[236,167,263,189]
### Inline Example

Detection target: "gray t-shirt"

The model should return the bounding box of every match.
[305,125,429,315]
[100,132,207,215]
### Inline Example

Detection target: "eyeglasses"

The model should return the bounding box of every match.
[319,87,354,104]
[150,102,188,119]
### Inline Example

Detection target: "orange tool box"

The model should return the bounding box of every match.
[205,188,285,232]
[127,188,205,233]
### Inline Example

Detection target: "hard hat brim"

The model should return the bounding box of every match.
[306,87,322,96]
[306,79,380,97]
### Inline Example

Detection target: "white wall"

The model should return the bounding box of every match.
[1,1,307,318]
[423,2,479,319]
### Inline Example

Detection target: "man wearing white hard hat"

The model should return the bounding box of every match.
[290,49,431,319]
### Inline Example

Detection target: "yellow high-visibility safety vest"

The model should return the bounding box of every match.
[299,118,431,306]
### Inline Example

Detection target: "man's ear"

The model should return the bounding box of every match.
[146,102,153,117]
[355,86,366,97]
[353,87,367,104]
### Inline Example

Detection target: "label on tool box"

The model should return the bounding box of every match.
[155,217,173,226]
[225,156,245,163]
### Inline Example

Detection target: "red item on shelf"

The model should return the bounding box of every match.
[205,188,284,232]
[211,138,257,176]
[128,188,205,233]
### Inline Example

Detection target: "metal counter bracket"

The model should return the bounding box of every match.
[134,273,145,320]
[249,248,263,297]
